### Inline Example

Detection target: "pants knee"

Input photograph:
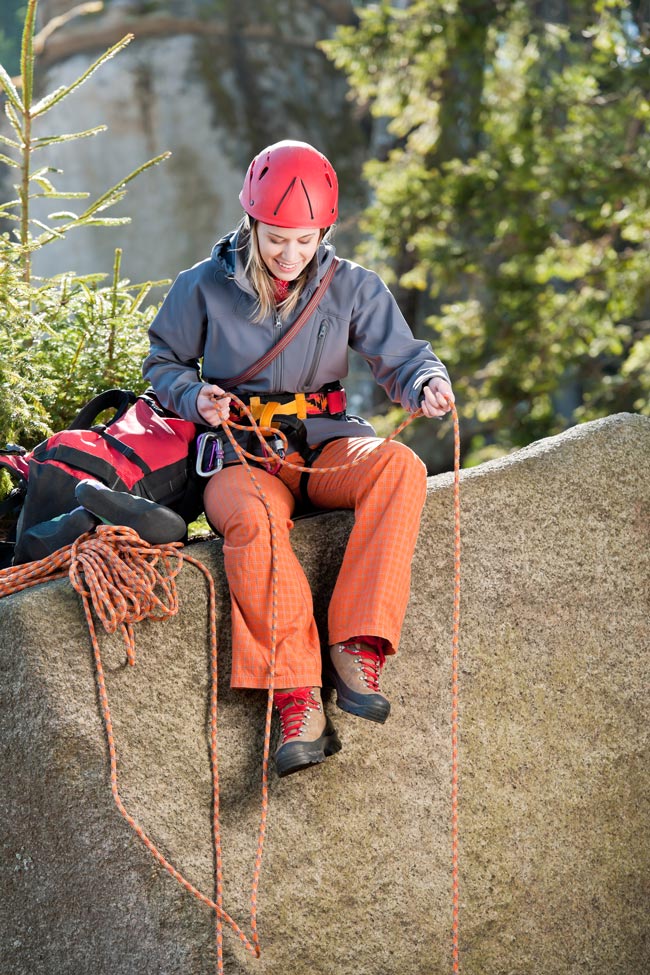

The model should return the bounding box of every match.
[222,499,267,545]
[376,442,427,501]
[204,469,294,541]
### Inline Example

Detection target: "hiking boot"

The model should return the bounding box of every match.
[274,687,342,778]
[13,506,97,564]
[75,480,186,544]
[323,641,391,724]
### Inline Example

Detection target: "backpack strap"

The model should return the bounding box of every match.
[95,432,153,475]
[31,443,130,491]
[67,388,137,430]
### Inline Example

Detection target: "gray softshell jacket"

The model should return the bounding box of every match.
[143,229,451,453]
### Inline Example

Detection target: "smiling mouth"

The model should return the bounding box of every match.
[276,259,301,271]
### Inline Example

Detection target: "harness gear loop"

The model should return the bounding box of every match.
[259,400,281,428]
[294,392,307,420]
[0,396,462,975]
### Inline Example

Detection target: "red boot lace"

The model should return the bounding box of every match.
[274,688,320,742]
[340,642,386,692]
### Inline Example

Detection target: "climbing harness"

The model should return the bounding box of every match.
[0,394,462,974]
[213,383,347,478]
[227,384,348,425]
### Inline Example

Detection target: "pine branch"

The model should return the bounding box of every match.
[32,126,107,149]
[20,0,38,111]
[0,65,24,115]
[0,133,21,150]
[0,153,20,170]
[31,35,134,117]
[4,102,25,141]
[76,151,171,221]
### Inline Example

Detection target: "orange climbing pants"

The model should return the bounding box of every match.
[203,437,427,689]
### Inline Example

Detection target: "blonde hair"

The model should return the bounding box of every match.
[238,215,330,323]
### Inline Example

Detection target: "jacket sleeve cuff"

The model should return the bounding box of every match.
[412,370,450,407]
[179,383,208,424]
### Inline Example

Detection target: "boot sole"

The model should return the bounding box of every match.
[75,481,186,544]
[332,693,390,724]
[322,663,391,724]
[275,722,342,778]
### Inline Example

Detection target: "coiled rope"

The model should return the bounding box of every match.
[0,395,461,972]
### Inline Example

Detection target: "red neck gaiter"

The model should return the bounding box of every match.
[272,276,291,305]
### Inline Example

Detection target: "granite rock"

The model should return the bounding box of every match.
[1,412,648,974]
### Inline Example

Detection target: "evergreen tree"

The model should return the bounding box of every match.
[325,0,650,459]
[0,0,169,446]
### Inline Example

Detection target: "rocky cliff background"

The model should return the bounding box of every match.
[6,0,370,284]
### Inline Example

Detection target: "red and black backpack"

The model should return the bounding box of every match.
[0,389,202,569]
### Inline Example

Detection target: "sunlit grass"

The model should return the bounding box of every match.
[187,512,215,541]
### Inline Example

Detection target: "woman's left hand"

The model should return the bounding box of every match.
[420,378,455,418]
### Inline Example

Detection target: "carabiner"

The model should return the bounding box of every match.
[196,432,224,477]
[263,434,285,475]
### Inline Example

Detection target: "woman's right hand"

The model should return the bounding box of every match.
[197,384,232,427]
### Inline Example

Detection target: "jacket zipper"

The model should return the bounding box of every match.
[304,320,329,388]
[273,313,282,390]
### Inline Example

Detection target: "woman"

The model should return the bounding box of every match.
[143,140,454,777]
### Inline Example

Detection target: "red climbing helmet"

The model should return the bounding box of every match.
[239,140,338,228]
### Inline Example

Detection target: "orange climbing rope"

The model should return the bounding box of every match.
[449,404,461,972]
[0,396,462,973]
[0,526,259,968]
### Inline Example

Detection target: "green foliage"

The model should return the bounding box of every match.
[0,236,55,443]
[34,253,163,433]
[0,242,166,442]
[325,0,650,458]
[0,0,170,447]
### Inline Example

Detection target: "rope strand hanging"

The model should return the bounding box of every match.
[0,396,462,974]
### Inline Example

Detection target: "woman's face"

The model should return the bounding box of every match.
[256,222,321,281]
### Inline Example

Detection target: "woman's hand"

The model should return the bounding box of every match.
[420,378,455,418]
[197,384,232,427]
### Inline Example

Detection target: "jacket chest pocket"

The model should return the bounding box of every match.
[303,319,330,388]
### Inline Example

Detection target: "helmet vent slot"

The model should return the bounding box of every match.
[274,177,297,217]
[300,179,314,220]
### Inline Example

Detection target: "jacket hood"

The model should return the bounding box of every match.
[210,229,239,275]
[210,226,337,298]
